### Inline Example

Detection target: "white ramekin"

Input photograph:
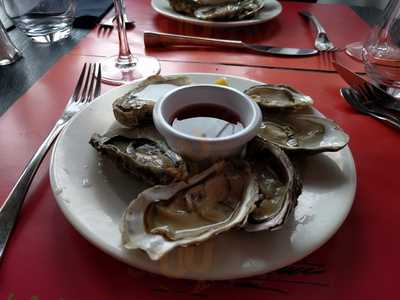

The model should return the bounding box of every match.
[153,84,262,161]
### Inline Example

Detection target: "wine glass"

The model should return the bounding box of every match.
[362,0,400,93]
[345,1,391,62]
[101,0,160,85]
[345,41,364,61]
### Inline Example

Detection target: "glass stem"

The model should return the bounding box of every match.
[113,0,135,68]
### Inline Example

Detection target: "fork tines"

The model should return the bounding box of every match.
[72,63,102,103]
[97,25,113,38]
[319,48,338,68]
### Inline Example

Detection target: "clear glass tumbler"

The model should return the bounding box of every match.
[362,0,400,89]
[2,0,75,43]
[0,19,21,65]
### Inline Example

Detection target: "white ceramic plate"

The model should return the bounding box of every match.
[151,0,282,28]
[50,73,356,280]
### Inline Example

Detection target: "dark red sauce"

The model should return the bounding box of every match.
[170,103,244,138]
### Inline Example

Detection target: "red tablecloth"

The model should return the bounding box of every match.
[71,1,369,72]
[1,1,398,299]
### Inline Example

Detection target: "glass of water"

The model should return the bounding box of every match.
[2,0,75,43]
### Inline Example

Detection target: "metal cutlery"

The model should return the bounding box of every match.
[100,15,115,27]
[0,63,102,260]
[299,11,336,52]
[99,0,135,28]
[99,14,135,27]
[143,31,319,57]
[341,87,400,129]
[334,61,400,113]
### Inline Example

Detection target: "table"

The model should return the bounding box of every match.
[1,1,398,299]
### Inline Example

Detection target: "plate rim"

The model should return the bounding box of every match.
[151,0,283,27]
[50,72,357,280]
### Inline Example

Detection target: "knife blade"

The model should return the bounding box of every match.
[144,31,318,57]
[333,61,400,112]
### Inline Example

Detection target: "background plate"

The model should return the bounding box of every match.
[151,0,282,27]
[50,73,356,280]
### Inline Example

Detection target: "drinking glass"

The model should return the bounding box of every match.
[0,18,21,65]
[101,0,160,85]
[2,0,75,43]
[362,0,400,89]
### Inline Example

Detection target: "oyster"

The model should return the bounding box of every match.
[244,138,302,231]
[169,0,238,15]
[257,114,350,153]
[244,84,313,110]
[121,160,258,260]
[113,75,191,127]
[89,126,188,185]
[195,0,264,21]
[168,0,264,21]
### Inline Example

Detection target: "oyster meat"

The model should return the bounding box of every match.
[121,160,258,260]
[113,75,191,127]
[195,0,264,21]
[257,113,350,153]
[244,138,302,231]
[168,0,264,21]
[244,84,314,110]
[89,126,188,185]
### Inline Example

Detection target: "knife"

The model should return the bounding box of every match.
[333,61,400,113]
[144,31,318,57]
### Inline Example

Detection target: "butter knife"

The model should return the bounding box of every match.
[333,61,400,113]
[144,31,318,56]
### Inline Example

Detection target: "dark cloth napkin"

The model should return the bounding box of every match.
[73,0,114,28]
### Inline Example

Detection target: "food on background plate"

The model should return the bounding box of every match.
[168,0,265,21]
[89,77,350,260]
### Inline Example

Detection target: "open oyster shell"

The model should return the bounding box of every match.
[194,0,264,21]
[244,138,302,231]
[257,114,350,153]
[168,0,264,21]
[113,75,191,127]
[89,126,188,185]
[121,160,258,260]
[244,84,314,110]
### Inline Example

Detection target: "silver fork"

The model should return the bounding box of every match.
[0,63,102,259]
[98,16,114,37]
[299,11,336,52]
[99,0,135,28]
[99,14,135,27]
[100,15,115,27]
[299,11,337,67]
[98,14,134,37]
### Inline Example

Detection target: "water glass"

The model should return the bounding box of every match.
[0,19,21,65]
[2,0,75,43]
